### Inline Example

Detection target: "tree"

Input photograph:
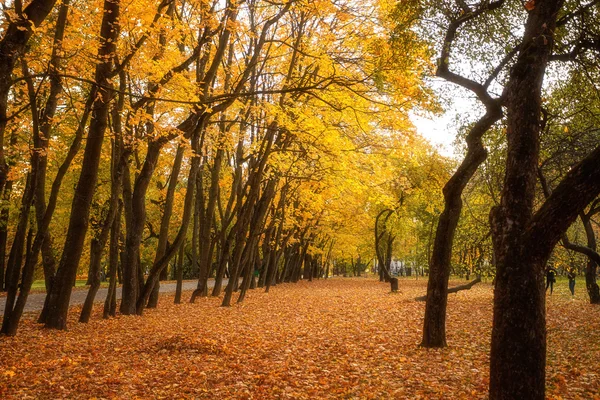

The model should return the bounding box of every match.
[489,0,600,398]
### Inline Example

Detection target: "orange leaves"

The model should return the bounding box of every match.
[1,278,599,398]
[524,0,536,11]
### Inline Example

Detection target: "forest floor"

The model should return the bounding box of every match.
[1,277,599,399]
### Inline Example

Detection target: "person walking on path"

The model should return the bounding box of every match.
[568,268,576,297]
[546,266,557,294]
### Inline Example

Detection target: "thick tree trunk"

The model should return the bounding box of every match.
[581,214,600,303]
[488,2,564,398]
[42,0,120,330]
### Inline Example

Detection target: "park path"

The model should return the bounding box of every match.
[0,280,223,314]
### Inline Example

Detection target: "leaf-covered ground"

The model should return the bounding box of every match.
[1,277,599,399]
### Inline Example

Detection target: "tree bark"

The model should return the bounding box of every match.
[104,202,122,318]
[174,241,185,304]
[80,140,124,323]
[148,144,184,307]
[488,1,565,398]
[41,0,120,330]
[0,0,59,196]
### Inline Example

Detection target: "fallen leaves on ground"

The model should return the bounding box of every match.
[1,277,599,399]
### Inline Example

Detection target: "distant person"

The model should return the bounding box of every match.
[546,266,557,294]
[567,269,576,297]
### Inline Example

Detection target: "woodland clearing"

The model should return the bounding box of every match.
[1,277,599,399]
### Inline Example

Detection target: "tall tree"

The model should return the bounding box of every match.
[41,0,121,330]
[489,0,600,398]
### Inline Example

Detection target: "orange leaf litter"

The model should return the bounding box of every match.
[1,278,599,399]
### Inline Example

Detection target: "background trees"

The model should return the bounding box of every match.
[0,0,437,334]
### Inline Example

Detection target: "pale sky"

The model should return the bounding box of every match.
[410,79,482,157]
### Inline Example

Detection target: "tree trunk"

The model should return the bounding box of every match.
[41,0,120,330]
[421,107,501,348]
[80,141,124,323]
[1,173,35,335]
[488,2,564,398]
[104,203,121,318]
[174,241,184,304]
[148,144,184,307]
[135,126,202,315]
[121,140,163,315]
[0,0,59,196]
[581,213,600,303]
[0,180,11,291]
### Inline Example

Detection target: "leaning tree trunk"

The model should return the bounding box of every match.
[41,0,120,330]
[80,142,124,323]
[135,127,202,315]
[420,0,505,348]
[0,0,59,196]
[421,107,501,348]
[148,144,184,307]
[104,202,121,318]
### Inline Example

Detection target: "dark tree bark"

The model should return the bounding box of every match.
[34,0,71,291]
[104,202,122,318]
[0,181,9,292]
[135,125,203,315]
[560,207,600,304]
[581,213,600,304]
[80,139,124,323]
[121,140,164,315]
[0,0,59,196]
[374,209,396,290]
[174,241,185,304]
[488,1,570,398]
[148,144,184,307]
[41,0,120,330]
[421,0,505,348]
[1,173,36,335]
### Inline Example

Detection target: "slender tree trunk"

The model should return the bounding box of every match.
[135,125,203,315]
[421,106,502,347]
[1,173,35,335]
[174,241,184,304]
[104,203,121,318]
[121,140,164,315]
[148,144,184,307]
[80,142,124,323]
[0,0,59,196]
[0,180,12,292]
